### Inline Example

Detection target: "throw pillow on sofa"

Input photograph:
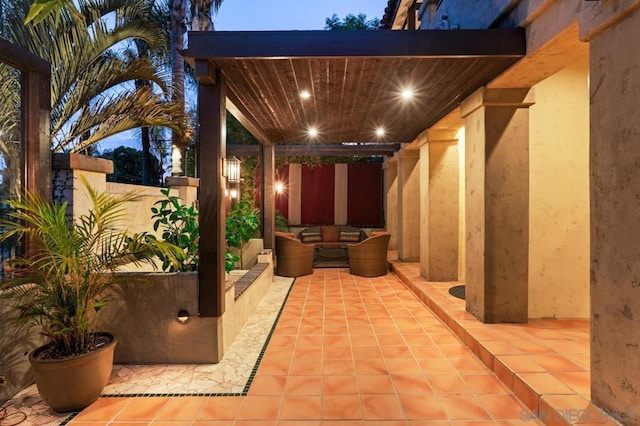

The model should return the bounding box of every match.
[299,228,322,243]
[340,231,361,242]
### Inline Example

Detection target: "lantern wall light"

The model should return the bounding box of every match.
[227,156,241,183]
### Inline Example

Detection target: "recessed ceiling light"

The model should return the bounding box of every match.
[308,127,318,137]
[376,127,385,137]
[401,87,414,100]
[300,90,311,99]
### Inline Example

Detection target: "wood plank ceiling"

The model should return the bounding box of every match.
[184,29,525,149]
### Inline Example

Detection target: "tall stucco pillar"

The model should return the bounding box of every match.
[397,149,420,262]
[588,6,640,421]
[383,157,398,250]
[460,87,534,323]
[419,130,460,281]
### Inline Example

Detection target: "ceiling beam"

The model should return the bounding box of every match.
[227,144,401,157]
[226,96,272,147]
[185,29,525,59]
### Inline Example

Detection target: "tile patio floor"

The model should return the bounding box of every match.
[65,267,535,425]
[5,256,620,425]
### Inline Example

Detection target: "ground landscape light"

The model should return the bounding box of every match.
[177,310,190,323]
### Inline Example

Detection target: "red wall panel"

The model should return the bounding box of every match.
[347,163,383,227]
[301,164,335,225]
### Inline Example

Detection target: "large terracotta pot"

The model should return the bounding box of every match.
[29,333,117,413]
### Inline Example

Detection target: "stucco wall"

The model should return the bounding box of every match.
[384,159,398,250]
[0,289,46,404]
[528,58,590,318]
[457,128,466,282]
[589,6,640,422]
[419,0,552,29]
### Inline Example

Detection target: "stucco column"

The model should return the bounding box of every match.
[419,130,459,281]
[588,6,640,421]
[383,157,398,250]
[460,87,534,323]
[51,153,112,221]
[396,149,420,262]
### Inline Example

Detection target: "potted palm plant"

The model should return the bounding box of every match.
[0,182,182,412]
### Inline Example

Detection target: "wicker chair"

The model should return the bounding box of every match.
[347,232,391,277]
[275,234,315,277]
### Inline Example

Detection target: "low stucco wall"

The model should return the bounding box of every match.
[222,258,274,351]
[0,289,46,403]
[98,259,274,364]
[99,272,223,364]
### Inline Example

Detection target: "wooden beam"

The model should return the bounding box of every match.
[185,29,525,59]
[227,144,401,157]
[194,59,216,85]
[226,95,272,147]
[261,145,276,250]
[197,69,227,318]
[0,38,50,74]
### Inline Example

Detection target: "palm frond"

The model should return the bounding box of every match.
[3,0,184,153]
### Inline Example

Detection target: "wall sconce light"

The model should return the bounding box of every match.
[274,181,285,194]
[227,156,241,184]
[177,309,190,323]
[229,188,239,199]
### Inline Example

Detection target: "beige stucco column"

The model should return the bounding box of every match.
[396,149,420,261]
[460,87,534,323]
[585,5,640,421]
[419,130,460,281]
[383,157,398,250]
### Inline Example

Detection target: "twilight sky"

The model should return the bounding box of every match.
[213,0,389,30]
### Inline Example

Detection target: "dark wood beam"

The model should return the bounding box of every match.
[197,69,227,318]
[260,145,275,250]
[194,59,216,85]
[226,95,272,147]
[23,69,52,199]
[0,39,52,201]
[185,29,525,59]
[0,38,50,74]
[227,144,401,157]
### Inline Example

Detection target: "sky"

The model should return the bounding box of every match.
[214,0,389,31]
[99,0,389,152]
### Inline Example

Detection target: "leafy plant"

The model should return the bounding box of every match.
[151,188,240,274]
[275,210,289,232]
[225,251,239,274]
[151,188,199,271]
[226,196,260,250]
[0,182,183,360]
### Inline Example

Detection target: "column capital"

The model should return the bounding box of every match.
[417,129,460,147]
[52,153,114,174]
[383,157,397,169]
[396,148,420,160]
[165,176,200,188]
[460,87,535,118]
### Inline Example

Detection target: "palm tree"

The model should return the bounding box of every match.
[1,0,188,153]
[169,0,223,176]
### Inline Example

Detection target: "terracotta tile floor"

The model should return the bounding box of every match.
[65,267,537,425]
[390,259,620,426]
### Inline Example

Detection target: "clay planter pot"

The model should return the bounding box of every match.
[29,333,117,412]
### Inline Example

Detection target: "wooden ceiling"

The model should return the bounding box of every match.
[184,29,524,151]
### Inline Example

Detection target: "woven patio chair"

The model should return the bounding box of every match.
[347,232,391,277]
[275,233,315,277]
